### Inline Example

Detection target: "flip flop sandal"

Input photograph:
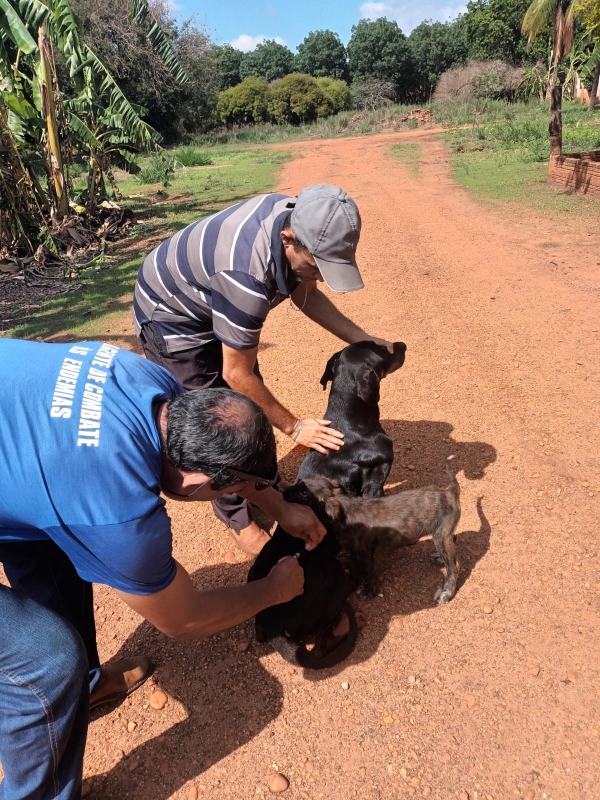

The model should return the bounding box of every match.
[90,655,154,711]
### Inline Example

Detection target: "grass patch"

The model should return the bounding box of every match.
[175,147,213,167]
[191,103,434,146]
[6,147,292,341]
[442,100,600,218]
[389,142,421,177]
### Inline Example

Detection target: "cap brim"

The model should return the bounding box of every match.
[313,256,364,293]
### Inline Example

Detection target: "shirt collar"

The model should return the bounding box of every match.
[270,206,298,298]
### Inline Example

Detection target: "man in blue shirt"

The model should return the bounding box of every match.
[0,339,322,800]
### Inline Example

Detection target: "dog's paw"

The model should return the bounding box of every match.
[430,553,445,567]
[356,584,377,600]
[433,587,455,605]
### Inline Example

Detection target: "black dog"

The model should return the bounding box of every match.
[298,341,406,498]
[286,456,461,604]
[247,506,357,670]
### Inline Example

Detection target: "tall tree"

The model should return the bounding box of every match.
[347,18,415,101]
[73,0,219,142]
[239,39,294,83]
[295,30,348,80]
[217,43,244,89]
[408,18,469,100]
[523,0,579,155]
[466,0,551,63]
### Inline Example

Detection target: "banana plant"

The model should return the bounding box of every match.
[0,0,187,253]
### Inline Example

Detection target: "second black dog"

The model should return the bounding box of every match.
[298,340,406,498]
[247,522,357,670]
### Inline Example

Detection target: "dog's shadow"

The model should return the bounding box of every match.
[275,418,496,681]
[89,562,283,798]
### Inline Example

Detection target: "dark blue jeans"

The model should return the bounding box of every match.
[0,540,100,799]
[0,584,89,799]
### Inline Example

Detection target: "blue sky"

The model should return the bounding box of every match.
[172,0,467,51]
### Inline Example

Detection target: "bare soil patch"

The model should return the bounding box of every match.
[13,131,600,799]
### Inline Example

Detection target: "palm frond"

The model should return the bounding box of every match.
[83,42,160,149]
[0,0,36,52]
[522,0,557,42]
[130,0,187,85]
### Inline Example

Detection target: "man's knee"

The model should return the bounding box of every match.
[50,617,89,694]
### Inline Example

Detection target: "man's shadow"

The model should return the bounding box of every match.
[276,419,496,681]
[91,562,283,798]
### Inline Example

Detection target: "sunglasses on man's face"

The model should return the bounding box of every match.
[223,466,279,491]
[181,465,279,497]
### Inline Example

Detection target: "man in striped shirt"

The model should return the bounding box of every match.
[134,184,393,555]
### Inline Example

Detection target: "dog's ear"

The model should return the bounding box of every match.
[320,350,342,390]
[383,341,407,376]
[356,365,380,402]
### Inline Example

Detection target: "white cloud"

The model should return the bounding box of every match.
[358,1,466,33]
[230,34,287,52]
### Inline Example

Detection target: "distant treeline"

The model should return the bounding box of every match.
[71,0,553,142]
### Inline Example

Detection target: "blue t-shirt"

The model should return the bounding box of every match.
[0,340,184,594]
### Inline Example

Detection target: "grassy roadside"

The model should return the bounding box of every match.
[441,100,600,220]
[5,147,292,341]
[388,143,421,178]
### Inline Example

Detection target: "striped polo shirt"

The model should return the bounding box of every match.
[133,193,298,352]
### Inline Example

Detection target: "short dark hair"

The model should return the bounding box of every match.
[283,213,309,252]
[165,389,277,488]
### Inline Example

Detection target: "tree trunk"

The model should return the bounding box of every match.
[38,24,69,219]
[549,71,562,157]
[589,62,600,113]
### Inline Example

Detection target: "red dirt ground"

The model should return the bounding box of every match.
[7,131,600,800]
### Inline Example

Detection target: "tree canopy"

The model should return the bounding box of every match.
[465,0,552,63]
[239,39,295,83]
[347,18,415,100]
[217,43,244,90]
[295,30,348,80]
[408,19,469,99]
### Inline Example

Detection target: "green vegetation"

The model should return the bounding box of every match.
[216,74,351,127]
[442,99,600,215]
[5,146,291,341]
[389,143,421,177]
[174,147,214,168]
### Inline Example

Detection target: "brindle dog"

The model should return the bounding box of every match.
[285,457,461,603]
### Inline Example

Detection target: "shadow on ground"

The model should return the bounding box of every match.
[90,419,495,795]
[91,562,283,798]
[277,418,496,681]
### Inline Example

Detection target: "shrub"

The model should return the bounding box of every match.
[217,77,269,127]
[175,147,213,167]
[267,73,329,124]
[433,60,524,103]
[352,80,397,111]
[315,77,352,115]
[135,155,177,187]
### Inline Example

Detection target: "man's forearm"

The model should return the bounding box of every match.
[116,563,283,640]
[300,286,369,343]
[226,371,297,435]
[170,581,280,639]
[240,485,286,519]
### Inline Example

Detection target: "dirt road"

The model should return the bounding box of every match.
[75,132,600,799]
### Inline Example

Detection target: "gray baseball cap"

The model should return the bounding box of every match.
[291,184,364,293]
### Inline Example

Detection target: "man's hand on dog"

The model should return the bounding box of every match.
[294,418,344,455]
[278,501,326,551]
[362,336,395,354]
[268,556,305,602]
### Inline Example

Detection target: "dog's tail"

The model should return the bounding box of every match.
[270,602,358,671]
[445,455,460,498]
